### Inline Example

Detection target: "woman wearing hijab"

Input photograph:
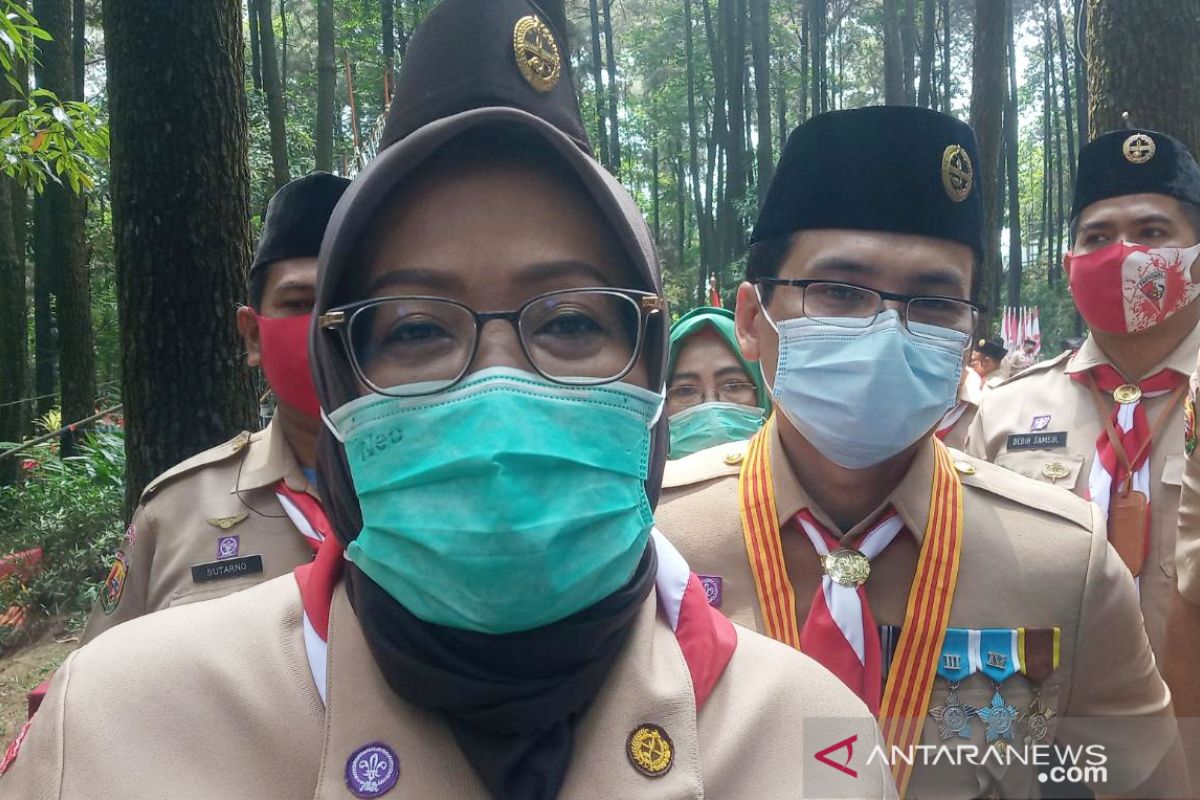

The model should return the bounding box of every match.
[0,2,893,798]
[666,307,770,459]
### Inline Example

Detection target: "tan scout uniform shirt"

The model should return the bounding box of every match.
[82,417,319,643]
[964,325,1200,660]
[656,430,1180,798]
[3,573,897,798]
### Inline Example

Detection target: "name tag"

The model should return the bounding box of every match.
[191,554,264,583]
[1006,431,1068,450]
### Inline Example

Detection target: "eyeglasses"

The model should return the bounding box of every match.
[667,381,758,408]
[755,278,980,348]
[318,287,666,397]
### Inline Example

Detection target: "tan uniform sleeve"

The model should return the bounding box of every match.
[961,399,989,459]
[1056,501,1187,795]
[80,500,157,643]
[1176,375,1200,605]
[0,651,74,799]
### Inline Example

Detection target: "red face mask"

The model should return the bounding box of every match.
[254,311,320,419]
[1066,240,1200,334]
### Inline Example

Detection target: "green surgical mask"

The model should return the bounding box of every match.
[325,367,664,634]
[668,402,765,459]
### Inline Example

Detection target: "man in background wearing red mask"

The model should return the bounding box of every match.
[967,129,1200,703]
[82,173,349,642]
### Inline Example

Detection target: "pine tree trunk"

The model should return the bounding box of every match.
[382,0,395,100]
[940,0,950,110]
[0,67,22,483]
[684,0,716,276]
[248,0,262,91]
[1052,0,1075,189]
[651,133,660,246]
[901,0,916,105]
[256,0,290,189]
[587,0,609,168]
[917,0,935,108]
[722,0,748,263]
[72,0,84,99]
[1086,0,1200,155]
[104,0,258,518]
[315,0,336,171]
[601,0,620,171]
[749,0,772,206]
[969,0,1006,327]
[1072,0,1087,144]
[674,148,686,275]
[34,0,93,455]
[279,0,288,91]
[1005,0,1022,307]
[798,2,808,119]
[809,0,826,114]
[882,0,904,104]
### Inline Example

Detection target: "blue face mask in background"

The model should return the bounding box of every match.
[325,367,664,634]
[761,306,965,469]
[668,401,765,459]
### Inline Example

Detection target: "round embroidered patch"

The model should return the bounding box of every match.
[627,723,673,777]
[345,742,399,798]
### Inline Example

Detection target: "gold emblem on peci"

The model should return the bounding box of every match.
[1123,133,1156,165]
[941,145,973,203]
[513,15,561,92]
[627,724,674,777]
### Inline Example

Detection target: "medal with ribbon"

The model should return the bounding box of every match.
[1017,627,1061,745]
[929,627,978,740]
[976,629,1020,746]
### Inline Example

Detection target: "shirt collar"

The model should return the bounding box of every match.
[1066,324,1200,379]
[769,420,936,545]
[234,416,313,495]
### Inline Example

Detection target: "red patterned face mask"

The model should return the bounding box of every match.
[1067,240,1200,333]
[254,311,320,418]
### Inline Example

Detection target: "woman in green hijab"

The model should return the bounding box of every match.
[666,307,769,458]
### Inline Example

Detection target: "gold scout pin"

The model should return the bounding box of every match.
[941,144,973,203]
[953,460,976,476]
[723,450,744,466]
[1123,133,1156,165]
[1113,383,1142,404]
[231,431,252,453]
[1041,462,1070,483]
[206,512,249,530]
[513,15,560,92]
[822,549,871,587]
[627,724,673,777]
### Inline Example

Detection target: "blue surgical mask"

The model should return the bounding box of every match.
[761,303,965,469]
[668,402,765,459]
[324,367,664,634]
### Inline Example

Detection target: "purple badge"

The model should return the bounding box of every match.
[216,535,240,560]
[698,574,723,608]
[345,743,399,798]
[1031,415,1051,432]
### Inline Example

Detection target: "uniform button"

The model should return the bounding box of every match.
[953,460,976,476]
[723,451,744,466]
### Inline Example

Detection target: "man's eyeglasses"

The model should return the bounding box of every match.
[755,278,980,349]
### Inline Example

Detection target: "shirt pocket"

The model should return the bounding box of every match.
[995,451,1087,492]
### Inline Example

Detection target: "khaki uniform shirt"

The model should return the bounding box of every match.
[964,326,1200,660]
[82,418,319,643]
[3,573,897,798]
[1176,353,1200,604]
[656,430,1180,798]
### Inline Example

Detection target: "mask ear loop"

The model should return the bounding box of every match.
[321,407,346,444]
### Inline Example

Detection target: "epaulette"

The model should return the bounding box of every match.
[992,350,1072,389]
[661,440,749,490]
[140,430,255,501]
[944,449,1093,531]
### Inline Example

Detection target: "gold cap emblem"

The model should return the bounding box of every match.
[1123,133,1156,165]
[941,144,973,203]
[513,15,561,93]
[1113,383,1143,404]
[627,724,673,777]
[821,548,871,587]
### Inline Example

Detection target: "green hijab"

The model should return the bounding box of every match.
[667,307,770,410]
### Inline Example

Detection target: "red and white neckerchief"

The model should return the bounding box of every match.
[935,402,970,441]
[1069,365,1186,522]
[275,481,329,553]
[293,529,737,710]
[794,509,905,716]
